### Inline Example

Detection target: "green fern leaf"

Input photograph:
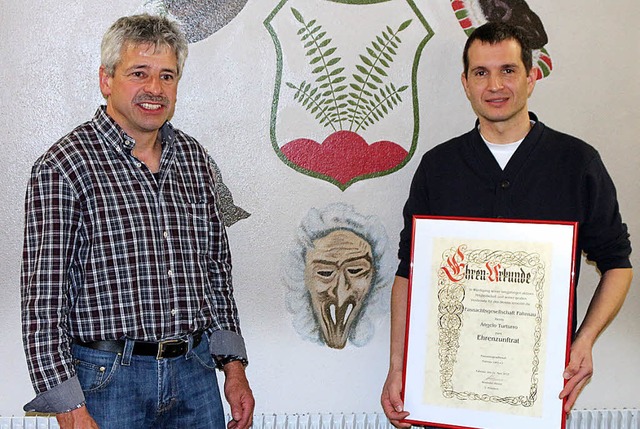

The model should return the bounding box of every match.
[361,55,373,67]
[326,57,341,67]
[398,19,412,31]
[375,66,387,77]
[324,47,337,56]
[291,8,304,24]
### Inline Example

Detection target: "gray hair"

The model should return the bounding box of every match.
[101,14,189,77]
[282,203,394,347]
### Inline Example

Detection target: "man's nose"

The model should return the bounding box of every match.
[145,76,163,94]
[488,73,504,91]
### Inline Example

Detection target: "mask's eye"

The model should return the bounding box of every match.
[317,269,334,278]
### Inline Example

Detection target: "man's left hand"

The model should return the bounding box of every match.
[559,336,594,413]
[223,360,255,429]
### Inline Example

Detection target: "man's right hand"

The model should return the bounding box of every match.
[381,369,411,428]
[382,276,412,428]
[56,405,100,429]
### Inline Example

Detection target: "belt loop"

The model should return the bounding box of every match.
[121,338,135,366]
[186,334,195,356]
[186,332,201,357]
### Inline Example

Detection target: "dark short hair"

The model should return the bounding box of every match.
[462,22,533,77]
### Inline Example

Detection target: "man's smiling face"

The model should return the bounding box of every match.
[461,38,536,132]
[99,42,179,142]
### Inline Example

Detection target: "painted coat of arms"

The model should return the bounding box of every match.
[265,0,434,190]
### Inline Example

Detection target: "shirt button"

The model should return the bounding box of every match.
[136,162,142,168]
[167,270,173,277]
[171,309,177,316]
[500,180,510,189]
[163,231,168,239]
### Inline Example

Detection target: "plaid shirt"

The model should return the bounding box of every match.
[21,107,245,401]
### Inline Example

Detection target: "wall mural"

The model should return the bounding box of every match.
[144,0,249,42]
[282,203,395,349]
[210,159,250,226]
[135,1,554,347]
[451,0,552,79]
[265,0,434,190]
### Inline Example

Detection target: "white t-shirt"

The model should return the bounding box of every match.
[480,121,535,169]
[483,138,523,169]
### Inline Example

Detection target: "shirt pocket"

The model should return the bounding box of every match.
[176,168,211,257]
[185,192,211,256]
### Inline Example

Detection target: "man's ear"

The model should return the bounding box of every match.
[461,71,471,99]
[526,67,537,97]
[99,66,112,99]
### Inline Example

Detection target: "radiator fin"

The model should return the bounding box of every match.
[1,409,638,429]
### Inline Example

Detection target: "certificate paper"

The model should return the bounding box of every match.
[403,217,577,429]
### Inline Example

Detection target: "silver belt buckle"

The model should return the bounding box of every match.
[156,338,183,360]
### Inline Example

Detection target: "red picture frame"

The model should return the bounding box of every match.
[402,216,577,429]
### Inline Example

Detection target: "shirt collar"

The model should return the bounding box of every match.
[92,106,176,151]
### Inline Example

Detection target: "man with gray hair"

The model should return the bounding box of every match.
[21,14,254,429]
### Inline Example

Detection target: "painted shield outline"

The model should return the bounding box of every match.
[264,0,434,190]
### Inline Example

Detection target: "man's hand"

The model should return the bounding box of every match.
[223,360,255,429]
[55,405,100,429]
[381,369,410,428]
[381,276,411,428]
[559,336,594,413]
[559,267,632,413]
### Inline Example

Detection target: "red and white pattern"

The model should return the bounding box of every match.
[450,0,553,79]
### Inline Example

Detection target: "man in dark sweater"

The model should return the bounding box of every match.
[380,22,632,427]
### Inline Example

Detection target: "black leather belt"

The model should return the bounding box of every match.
[75,332,202,360]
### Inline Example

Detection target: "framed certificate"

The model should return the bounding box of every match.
[403,216,577,429]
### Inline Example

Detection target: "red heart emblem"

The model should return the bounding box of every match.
[281,131,408,188]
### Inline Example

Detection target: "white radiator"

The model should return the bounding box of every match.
[1,410,638,429]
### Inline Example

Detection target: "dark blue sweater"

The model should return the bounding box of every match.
[398,113,631,285]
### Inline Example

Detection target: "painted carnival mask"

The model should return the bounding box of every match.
[304,229,374,349]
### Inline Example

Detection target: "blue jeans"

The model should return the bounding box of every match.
[72,335,225,429]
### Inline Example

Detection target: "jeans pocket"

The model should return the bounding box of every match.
[73,349,120,393]
[188,341,217,372]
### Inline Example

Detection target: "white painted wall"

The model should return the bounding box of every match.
[1,0,638,417]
